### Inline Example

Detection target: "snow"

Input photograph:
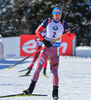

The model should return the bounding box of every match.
[0,56,91,100]
[76,46,91,57]
[76,46,91,50]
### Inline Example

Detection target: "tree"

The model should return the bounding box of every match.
[65,0,91,46]
[0,0,21,37]
[0,0,91,46]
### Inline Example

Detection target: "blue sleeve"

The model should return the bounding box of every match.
[41,18,50,28]
[64,21,70,32]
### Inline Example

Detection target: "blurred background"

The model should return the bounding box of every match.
[0,0,91,46]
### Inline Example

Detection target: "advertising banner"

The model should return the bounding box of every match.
[20,35,37,56]
[20,35,72,56]
[60,35,72,55]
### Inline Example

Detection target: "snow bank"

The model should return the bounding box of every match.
[76,46,91,57]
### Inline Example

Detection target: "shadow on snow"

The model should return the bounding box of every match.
[0,59,30,70]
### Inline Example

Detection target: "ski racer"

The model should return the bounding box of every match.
[23,7,74,100]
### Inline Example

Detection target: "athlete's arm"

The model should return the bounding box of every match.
[35,18,51,41]
[64,21,70,34]
[64,21,75,40]
[35,25,44,41]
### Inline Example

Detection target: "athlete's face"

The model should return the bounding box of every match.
[53,14,61,21]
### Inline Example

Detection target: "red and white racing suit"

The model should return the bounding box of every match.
[32,18,70,86]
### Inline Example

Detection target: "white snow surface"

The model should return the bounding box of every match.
[0,56,91,100]
[76,46,91,50]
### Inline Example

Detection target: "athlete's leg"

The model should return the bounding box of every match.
[50,56,59,98]
[43,60,47,69]
[29,44,42,69]
[32,47,49,81]
[50,55,59,86]
[43,60,47,75]
[25,44,42,75]
[49,47,59,98]
[23,48,50,94]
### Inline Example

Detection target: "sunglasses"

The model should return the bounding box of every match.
[54,9,61,12]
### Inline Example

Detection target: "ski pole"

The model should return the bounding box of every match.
[8,35,65,70]
[8,28,76,70]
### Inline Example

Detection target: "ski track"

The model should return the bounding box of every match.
[0,56,91,100]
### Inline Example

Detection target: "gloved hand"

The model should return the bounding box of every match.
[70,27,77,33]
[43,39,52,47]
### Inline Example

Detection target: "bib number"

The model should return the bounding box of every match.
[52,32,56,38]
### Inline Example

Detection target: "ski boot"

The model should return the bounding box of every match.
[25,68,32,76]
[23,81,36,94]
[52,86,59,100]
[43,68,46,76]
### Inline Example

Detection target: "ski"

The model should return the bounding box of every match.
[0,93,47,98]
[19,68,34,72]
[19,75,31,77]
[19,74,48,77]
[19,68,28,72]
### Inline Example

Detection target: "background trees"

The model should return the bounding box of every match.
[0,0,91,46]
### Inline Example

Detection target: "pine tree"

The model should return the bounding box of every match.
[0,0,91,46]
[66,0,91,45]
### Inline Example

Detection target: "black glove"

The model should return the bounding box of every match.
[70,27,77,33]
[43,39,52,47]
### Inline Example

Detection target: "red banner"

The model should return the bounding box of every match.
[20,35,37,56]
[20,35,72,56]
[59,35,72,55]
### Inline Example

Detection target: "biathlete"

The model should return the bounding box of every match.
[23,7,74,99]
